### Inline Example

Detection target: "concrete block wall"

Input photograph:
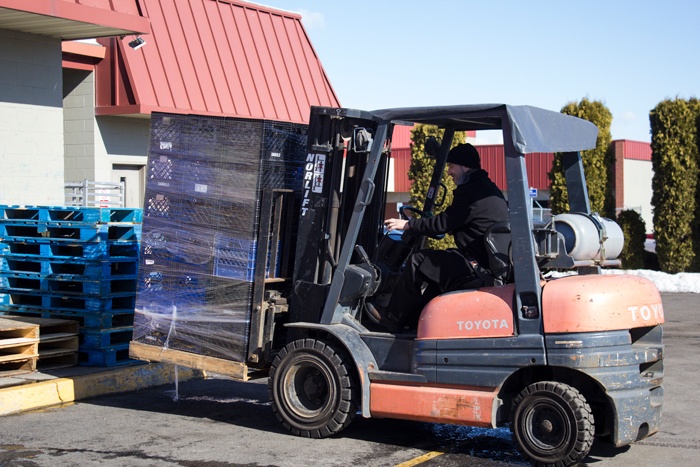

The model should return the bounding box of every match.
[94,115,150,176]
[63,69,97,183]
[0,30,65,205]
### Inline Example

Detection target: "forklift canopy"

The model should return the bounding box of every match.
[370,104,599,154]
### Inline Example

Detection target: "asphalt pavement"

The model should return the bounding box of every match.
[0,293,697,466]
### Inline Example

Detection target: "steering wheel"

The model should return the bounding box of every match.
[399,205,426,220]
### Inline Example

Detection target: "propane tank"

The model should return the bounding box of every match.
[552,213,624,262]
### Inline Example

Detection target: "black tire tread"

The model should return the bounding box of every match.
[511,381,594,467]
[269,338,358,439]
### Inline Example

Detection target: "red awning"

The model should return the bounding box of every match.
[62,41,105,70]
[0,0,149,40]
[95,0,340,124]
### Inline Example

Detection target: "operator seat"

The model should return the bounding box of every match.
[483,221,513,285]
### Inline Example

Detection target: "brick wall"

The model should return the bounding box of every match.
[612,140,626,210]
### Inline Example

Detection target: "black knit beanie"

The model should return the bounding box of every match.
[446,143,480,169]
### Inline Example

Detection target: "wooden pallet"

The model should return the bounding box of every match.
[0,317,39,376]
[0,316,79,370]
[129,341,249,381]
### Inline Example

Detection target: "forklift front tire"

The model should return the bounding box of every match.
[511,381,594,467]
[269,338,359,438]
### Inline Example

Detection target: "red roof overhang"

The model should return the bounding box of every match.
[62,41,105,71]
[0,0,149,40]
[94,0,340,124]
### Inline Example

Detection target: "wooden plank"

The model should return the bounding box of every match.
[0,358,36,376]
[39,332,80,343]
[0,316,76,371]
[0,342,39,362]
[0,337,40,348]
[0,317,39,375]
[129,341,249,381]
[39,348,79,358]
[36,353,79,371]
[0,316,80,337]
[0,318,40,342]
[36,348,79,370]
[39,336,79,356]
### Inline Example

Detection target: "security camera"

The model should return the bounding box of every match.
[128,37,146,50]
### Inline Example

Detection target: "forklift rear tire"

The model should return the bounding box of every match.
[269,338,359,438]
[511,381,594,467]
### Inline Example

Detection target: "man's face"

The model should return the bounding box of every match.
[447,163,467,184]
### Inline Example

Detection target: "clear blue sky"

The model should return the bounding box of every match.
[262,0,699,143]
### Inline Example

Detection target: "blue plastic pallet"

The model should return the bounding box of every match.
[0,239,140,260]
[80,327,133,349]
[0,291,136,313]
[0,308,133,330]
[0,274,137,296]
[0,256,138,278]
[0,205,143,224]
[78,343,134,367]
[0,222,141,242]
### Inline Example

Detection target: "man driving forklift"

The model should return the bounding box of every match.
[365,143,509,331]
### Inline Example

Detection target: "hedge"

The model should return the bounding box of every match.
[649,98,700,273]
[550,98,613,216]
[616,209,646,269]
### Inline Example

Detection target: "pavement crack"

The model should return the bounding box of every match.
[53,382,64,403]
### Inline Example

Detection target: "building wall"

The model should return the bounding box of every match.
[623,158,654,232]
[94,116,149,165]
[63,68,97,183]
[0,30,64,205]
[94,115,149,207]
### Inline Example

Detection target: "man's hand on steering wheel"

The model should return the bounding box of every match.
[385,205,428,232]
[384,218,408,232]
[392,205,444,240]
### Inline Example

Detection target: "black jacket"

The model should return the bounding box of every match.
[407,169,508,266]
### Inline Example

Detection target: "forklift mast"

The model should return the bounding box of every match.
[290,108,388,326]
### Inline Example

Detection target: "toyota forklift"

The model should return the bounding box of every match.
[267,104,664,467]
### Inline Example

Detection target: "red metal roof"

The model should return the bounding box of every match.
[94,0,340,123]
[616,139,652,161]
[0,0,149,40]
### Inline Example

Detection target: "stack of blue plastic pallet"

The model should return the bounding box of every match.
[0,205,142,367]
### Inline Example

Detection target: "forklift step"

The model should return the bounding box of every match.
[368,370,427,384]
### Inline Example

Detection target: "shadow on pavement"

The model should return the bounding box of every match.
[81,373,634,466]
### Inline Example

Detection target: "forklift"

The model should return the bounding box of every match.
[265,104,664,466]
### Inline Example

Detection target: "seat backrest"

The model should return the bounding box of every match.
[484,220,512,285]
